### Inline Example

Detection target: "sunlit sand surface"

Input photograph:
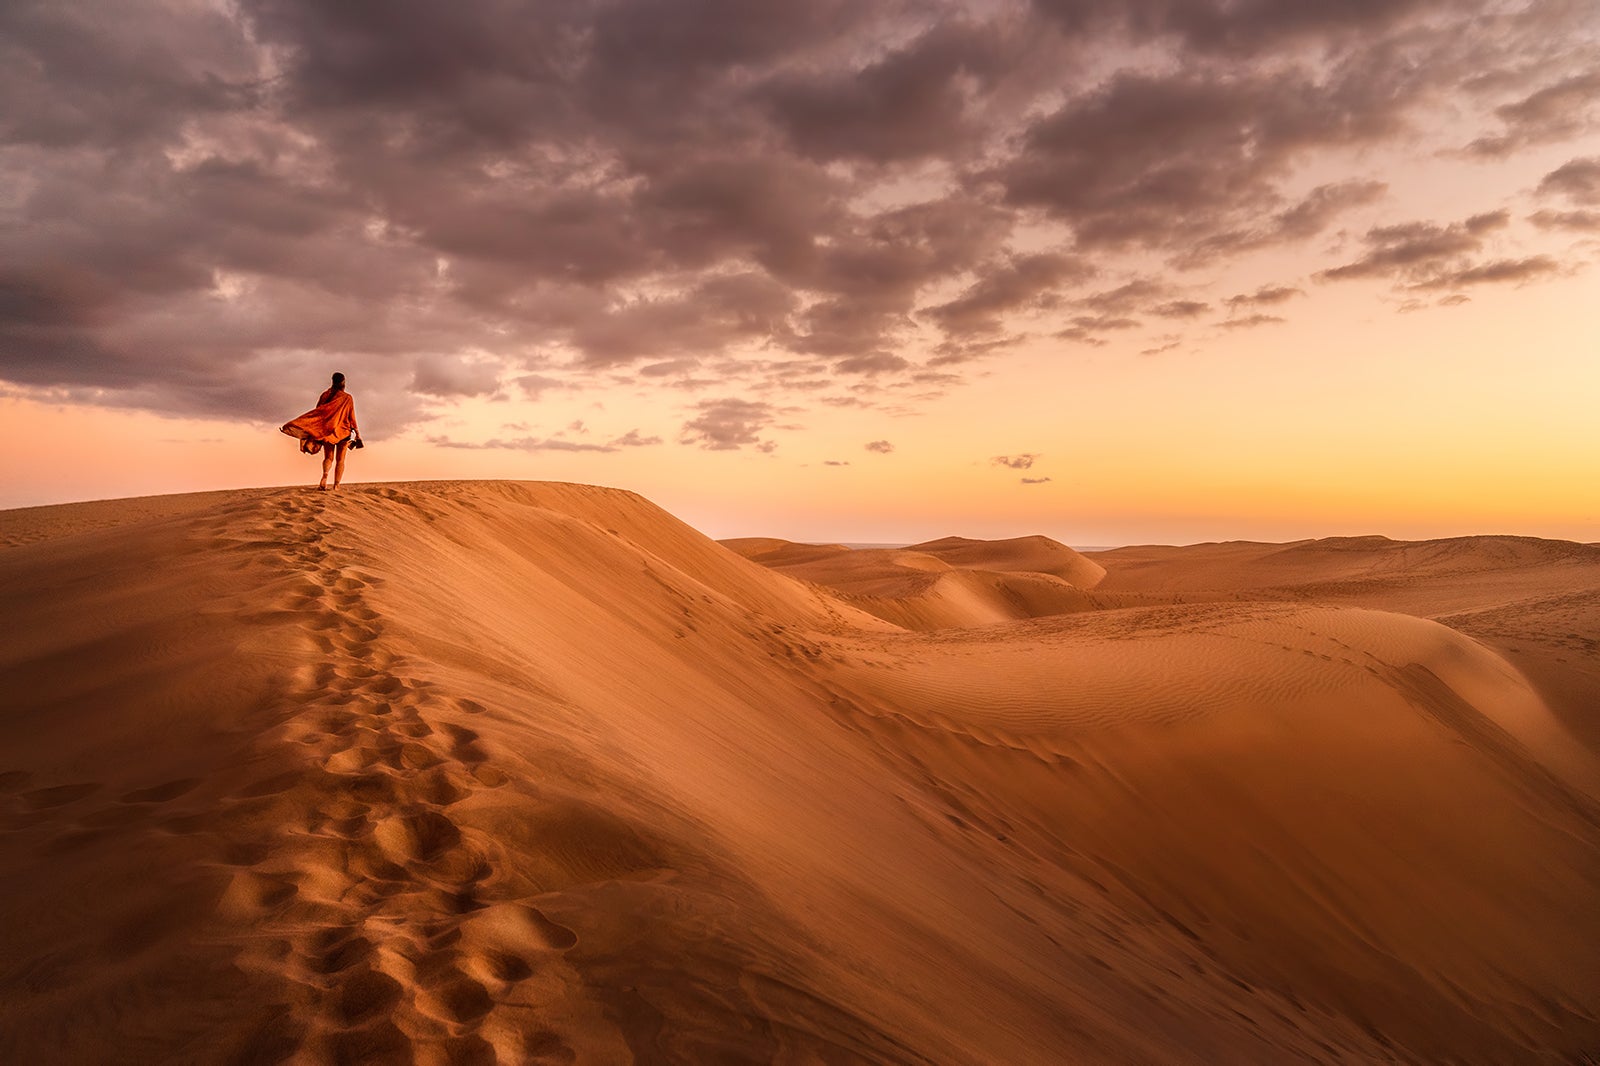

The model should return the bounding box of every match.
[2,482,1597,1063]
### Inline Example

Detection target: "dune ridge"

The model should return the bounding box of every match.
[1085,534,1600,752]
[722,534,1103,631]
[3,481,1598,1064]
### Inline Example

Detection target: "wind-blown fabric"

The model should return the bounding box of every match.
[280,389,358,454]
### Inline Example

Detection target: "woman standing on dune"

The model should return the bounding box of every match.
[280,372,362,491]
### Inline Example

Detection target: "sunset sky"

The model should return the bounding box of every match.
[2,0,1596,544]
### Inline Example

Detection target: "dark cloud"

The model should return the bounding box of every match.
[0,1,259,150]
[864,440,894,454]
[0,0,1591,439]
[1056,309,1141,345]
[1180,180,1389,266]
[1271,181,1388,241]
[1465,72,1600,158]
[996,64,1410,257]
[833,352,911,375]
[566,272,798,367]
[1149,300,1211,319]
[926,253,1091,337]
[1226,285,1304,309]
[1081,279,1169,315]
[679,398,778,451]
[1317,210,1531,288]
[1538,158,1600,207]
[1530,210,1600,233]
[1029,0,1449,57]
[1020,476,1051,485]
[515,374,564,397]
[759,20,1012,165]
[993,454,1039,470]
[412,354,503,398]
[1409,256,1561,290]
[823,460,850,466]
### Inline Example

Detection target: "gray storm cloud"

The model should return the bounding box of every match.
[1,0,1592,439]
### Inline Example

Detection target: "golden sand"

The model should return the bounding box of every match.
[2,482,1596,1063]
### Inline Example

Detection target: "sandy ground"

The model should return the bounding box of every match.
[2,482,1597,1064]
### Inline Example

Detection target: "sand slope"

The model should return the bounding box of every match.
[723,534,1102,630]
[3,483,1598,1064]
[1089,535,1600,754]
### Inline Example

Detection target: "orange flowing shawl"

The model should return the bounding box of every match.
[280,390,358,455]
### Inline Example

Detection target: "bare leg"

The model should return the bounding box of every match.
[319,443,333,489]
[332,441,349,488]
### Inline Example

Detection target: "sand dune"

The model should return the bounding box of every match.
[906,534,1107,589]
[3,482,1598,1064]
[1088,534,1600,756]
[1090,534,1600,611]
[723,534,1102,630]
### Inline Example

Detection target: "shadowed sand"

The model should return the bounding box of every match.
[2,482,1597,1064]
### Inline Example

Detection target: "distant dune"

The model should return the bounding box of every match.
[1089,534,1600,611]
[723,533,1103,630]
[1086,535,1600,752]
[3,482,1598,1064]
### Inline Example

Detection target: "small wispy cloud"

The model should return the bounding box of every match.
[426,428,662,452]
[1225,285,1304,309]
[1218,313,1286,330]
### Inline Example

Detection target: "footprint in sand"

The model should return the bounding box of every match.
[406,742,449,770]
[439,723,488,764]
[470,765,510,788]
[372,809,462,864]
[324,746,380,775]
[217,869,299,918]
[344,772,401,806]
[334,968,405,1026]
[483,951,534,982]
[454,904,579,1008]
[368,675,408,697]
[463,902,579,955]
[301,929,376,976]
[416,969,494,1026]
